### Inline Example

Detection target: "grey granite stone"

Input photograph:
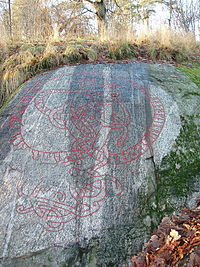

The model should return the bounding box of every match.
[0,63,199,266]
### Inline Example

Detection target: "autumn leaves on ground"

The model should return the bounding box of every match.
[131,197,200,266]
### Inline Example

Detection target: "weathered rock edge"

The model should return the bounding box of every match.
[0,63,199,267]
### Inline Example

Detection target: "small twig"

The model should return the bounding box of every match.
[83,7,96,15]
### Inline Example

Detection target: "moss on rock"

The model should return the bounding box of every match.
[139,63,200,233]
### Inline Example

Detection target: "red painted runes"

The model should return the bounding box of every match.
[10,72,165,232]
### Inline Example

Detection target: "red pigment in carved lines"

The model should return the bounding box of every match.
[10,72,165,232]
[16,170,122,232]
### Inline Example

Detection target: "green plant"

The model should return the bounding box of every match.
[148,47,157,60]
[108,42,135,60]
[65,42,97,63]
[35,45,45,54]
[20,43,33,51]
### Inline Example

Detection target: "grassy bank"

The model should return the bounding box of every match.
[0,29,200,109]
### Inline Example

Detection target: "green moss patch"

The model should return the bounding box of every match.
[178,63,200,88]
[139,116,200,233]
[158,116,200,197]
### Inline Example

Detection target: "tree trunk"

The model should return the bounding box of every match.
[96,14,106,38]
[142,3,149,35]
[143,18,149,34]
[93,0,107,38]
[168,0,172,28]
[8,0,12,39]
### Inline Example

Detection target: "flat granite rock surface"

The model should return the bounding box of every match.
[0,63,199,266]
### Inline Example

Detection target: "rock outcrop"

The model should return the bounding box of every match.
[0,62,199,266]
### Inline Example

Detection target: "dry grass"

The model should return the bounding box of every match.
[65,41,98,62]
[103,25,199,61]
[0,40,100,108]
[108,42,137,60]
[102,25,199,52]
[0,26,200,109]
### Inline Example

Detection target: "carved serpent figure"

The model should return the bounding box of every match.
[34,87,130,162]
[16,86,130,231]
[16,168,122,232]
[11,72,165,232]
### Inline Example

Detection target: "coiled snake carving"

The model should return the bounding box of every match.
[16,84,130,231]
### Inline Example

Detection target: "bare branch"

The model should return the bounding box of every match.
[113,0,121,9]
[84,0,95,5]
[83,7,96,14]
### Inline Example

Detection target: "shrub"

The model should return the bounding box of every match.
[108,42,136,60]
[65,42,97,63]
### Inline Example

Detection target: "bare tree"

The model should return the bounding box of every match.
[0,0,12,40]
[134,0,161,32]
[52,0,163,39]
[8,0,12,38]
[12,0,52,41]
[164,0,200,33]
[51,0,92,37]
[84,0,107,37]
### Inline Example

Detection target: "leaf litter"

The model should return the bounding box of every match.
[131,196,200,266]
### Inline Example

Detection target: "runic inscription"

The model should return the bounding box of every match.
[10,72,165,231]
